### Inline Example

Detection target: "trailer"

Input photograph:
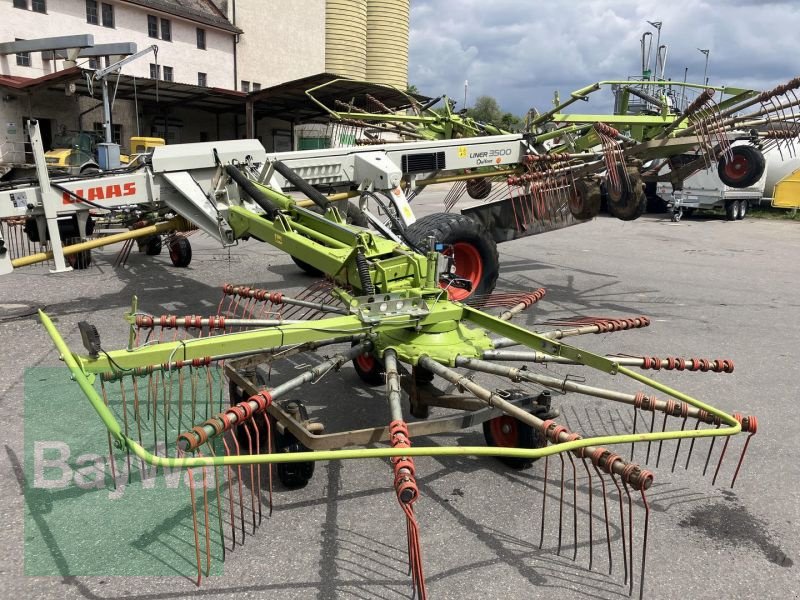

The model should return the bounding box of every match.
[657,144,800,221]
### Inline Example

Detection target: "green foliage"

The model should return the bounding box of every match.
[467,96,502,125]
[500,112,522,131]
[466,95,523,131]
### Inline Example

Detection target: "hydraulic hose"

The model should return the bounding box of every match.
[225,164,279,218]
[271,160,331,211]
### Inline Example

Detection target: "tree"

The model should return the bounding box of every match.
[500,112,522,132]
[467,96,502,125]
[406,83,420,96]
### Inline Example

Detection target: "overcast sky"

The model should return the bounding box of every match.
[408,0,800,116]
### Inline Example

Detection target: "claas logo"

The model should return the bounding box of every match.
[62,182,136,204]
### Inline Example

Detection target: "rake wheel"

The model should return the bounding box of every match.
[168,237,192,267]
[404,212,499,300]
[606,166,647,221]
[275,401,315,489]
[466,177,492,200]
[569,178,602,220]
[483,390,547,469]
[718,145,765,189]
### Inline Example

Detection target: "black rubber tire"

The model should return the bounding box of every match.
[168,237,192,267]
[466,178,492,200]
[606,165,647,221]
[482,390,547,470]
[718,146,766,189]
[737,200,748,220]
[569,178,602,220]
[274,401,315,490]
[67,249,92,270]
[144,235,162,256]
[291,201,366,276]
[352,341,386,386]
[403,212,500,299]
[725,200,737,221]
[228,378,269,453]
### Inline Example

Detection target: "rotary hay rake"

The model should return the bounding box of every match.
[39,159,759,598]
[309,76,800,227]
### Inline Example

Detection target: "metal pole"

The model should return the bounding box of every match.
[11,217,182,268]
[27,121,71,273]
[102,78,113,144]
[417,355,652,488]
[384,349,404,423]
[698,49,710,85]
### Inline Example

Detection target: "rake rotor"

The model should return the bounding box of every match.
[41,277,758,599]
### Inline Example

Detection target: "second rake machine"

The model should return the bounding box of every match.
[41,135,759,598]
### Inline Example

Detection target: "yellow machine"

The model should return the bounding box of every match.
[44,131,102,174]
[772,167,800,209]
[120,136,165,165]
[45,133,165,172]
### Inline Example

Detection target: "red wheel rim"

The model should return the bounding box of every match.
[442,242,483,301]
[724,154,749,181]
[355,353,376,372]
[489,416,519,447]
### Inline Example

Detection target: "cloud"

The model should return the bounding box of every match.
[409,0,800,116]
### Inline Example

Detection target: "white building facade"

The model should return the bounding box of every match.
[1,0,237,88]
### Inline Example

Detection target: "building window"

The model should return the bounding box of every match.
[149,63,160,80]
[16,51,31,67]
[162,66,173,82]
[197,72,207,87]
[32,0,46,12]
[196,28,206,50]
[94,122,122,145]
[253,83,261,92]
[101,2,114,27]
[15,39,30,67]
[13,0,27,9]
[147,15,158,38]
[86,0,98,24]
[241,81,250,93]
[160,18,171,41]
[88,57,99,70]
[148,15,172,40]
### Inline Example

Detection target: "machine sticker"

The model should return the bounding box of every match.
[10,191,27,208]
[62,182,137,204]
[469,147,513,165]
[457,146,467,158]
[274,233,283,245]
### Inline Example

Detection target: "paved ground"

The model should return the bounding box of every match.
[1,190,798,599]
